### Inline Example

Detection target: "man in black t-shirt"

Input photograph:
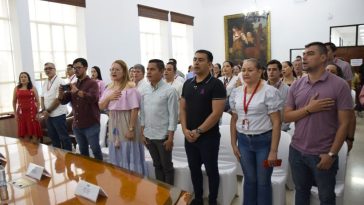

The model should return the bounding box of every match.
[180,50,226,205]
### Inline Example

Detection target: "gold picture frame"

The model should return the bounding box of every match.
[224,11,271,66]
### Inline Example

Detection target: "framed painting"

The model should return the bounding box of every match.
[224,11,271,66]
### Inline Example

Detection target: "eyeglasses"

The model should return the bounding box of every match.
[44,67,55,71]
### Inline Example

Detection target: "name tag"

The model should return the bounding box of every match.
[26,163,51,180]
[75,180,108,202]
[242,119,249,130]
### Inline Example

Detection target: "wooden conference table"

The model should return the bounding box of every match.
[0,136,190,205]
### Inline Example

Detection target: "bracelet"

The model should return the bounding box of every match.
[305,107,311,115]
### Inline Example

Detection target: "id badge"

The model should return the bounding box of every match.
[242,119,249,130]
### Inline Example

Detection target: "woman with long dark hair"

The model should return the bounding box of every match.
[282,61,296,86]
[91,66,106,98]
[12,72,42,143]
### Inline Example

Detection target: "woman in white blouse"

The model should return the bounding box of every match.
[230,58,282,205]
[219,61,239,112]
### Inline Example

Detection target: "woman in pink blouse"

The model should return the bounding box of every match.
[99,60,146,175]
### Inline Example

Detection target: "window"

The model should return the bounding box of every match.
[138,5,194,74]
[139,17,169,67]
[330,24,364,47]
[358,25,364,46]
[29,0,82,82]
[171,22,194,74]
[0,0,16,113]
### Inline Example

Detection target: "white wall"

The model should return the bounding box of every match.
[84,0,200,83]
[195,0,364,64]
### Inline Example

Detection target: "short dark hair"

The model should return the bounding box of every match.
[133,64,145,74]
[149,59,165,71]
[91,66,102,80]
[166,62,177,72]
[324,42,337,52]
[267,59,282,71]
[67,64,73,68]
[214,63,221,70]
[296,55,302,60]
[73,58,88,67]
[168,58,177,65]
[195,49,213,62]
[305,42,328,55]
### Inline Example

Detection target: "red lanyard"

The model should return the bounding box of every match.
[243,81,260,114]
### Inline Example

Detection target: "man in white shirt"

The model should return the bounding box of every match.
[164,62,183,98]
[168,58,185,83]
[140,59,179,185]
[293,59,307,79]
[66,64,77,84]
[133,64,149,96]
[41,62,72,151]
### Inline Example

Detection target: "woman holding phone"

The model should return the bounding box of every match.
[230,58,282,205]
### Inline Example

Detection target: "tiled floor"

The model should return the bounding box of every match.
[229,116,364,205]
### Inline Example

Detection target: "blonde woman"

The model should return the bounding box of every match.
[99,60,146,175]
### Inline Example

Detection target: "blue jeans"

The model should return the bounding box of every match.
[46,114,72,151]
[237,131,273,205]
[289,146,338,205]
[73,123,103,160]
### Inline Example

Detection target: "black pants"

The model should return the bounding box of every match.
[185,135,220,204]
[146,138,174,185]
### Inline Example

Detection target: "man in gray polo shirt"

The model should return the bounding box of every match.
[285,42,353,205]
[140,59,178,185]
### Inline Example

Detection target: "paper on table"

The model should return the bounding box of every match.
[10,177,37,189]
[75,180,108,202]
[26,163,51,180]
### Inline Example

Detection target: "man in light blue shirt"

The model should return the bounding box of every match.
[140,59,179,185]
